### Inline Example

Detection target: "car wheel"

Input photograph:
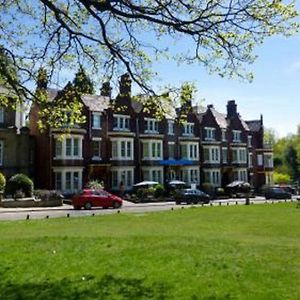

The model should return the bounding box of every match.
[84,202,92,210]
[112,202,121,209]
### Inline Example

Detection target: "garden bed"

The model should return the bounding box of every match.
[0,197,63,208]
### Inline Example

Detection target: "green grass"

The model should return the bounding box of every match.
[0,204,299,300]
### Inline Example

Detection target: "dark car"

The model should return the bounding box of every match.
[265,187,292,200]
[72,189,123,210]
[174,188,210,205]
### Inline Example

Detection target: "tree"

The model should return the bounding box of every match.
[73,66,95,94]
[0,0,298,128]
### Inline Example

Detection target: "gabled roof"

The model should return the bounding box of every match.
[239,116,250,131]
[210,107,227,129]
[81,94,110,112]
[246,120,262,132]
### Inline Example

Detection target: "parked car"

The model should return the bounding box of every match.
[174,188,210,205]
[264,187,292,200]
[225,181,254,198]
[72,189,123,210]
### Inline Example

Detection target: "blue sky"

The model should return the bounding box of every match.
[152,28,300,138]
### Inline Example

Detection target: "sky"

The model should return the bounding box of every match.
[151,29,300,138]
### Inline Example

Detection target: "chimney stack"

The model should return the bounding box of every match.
[227,100,237,118]
[207,104,214,109]
[100,82,112,97]
[119,73,132,96]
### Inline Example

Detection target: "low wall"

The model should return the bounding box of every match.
[0,197,63,208]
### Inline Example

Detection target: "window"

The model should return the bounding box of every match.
[92,113,102,129]
[183,123,194,136]
[248,153,253,167]
[111,138,133,160]
[233,169,248,182]
[203,169,221,186]
[54,135,83,159]
[145,118,159,133]
[111,167,134,190]
[0,140,4,166]
[168,120,175,135]
[222,129,226,141]
[180,142,199,160]
[264,154,273,168]
[0,108,4,123]
[222,147,228,164]
[248,135,252,147]
[141,140,162,160]
[92,139,101,159]
[54,168,83,192]
[231,147,247,163]
[180,167,199,184]
[168,143,175,159]
[204,127,216,141]
[232,130,242,143]
[142,167,163,183]
[257,154,263,166]
[113,115,130,131]
[203,146,220,163]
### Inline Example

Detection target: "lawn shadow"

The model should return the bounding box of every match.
[0,273,170,300]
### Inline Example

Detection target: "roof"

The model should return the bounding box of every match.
[239,116,250,131]
[210,107,227,128]
[246,120,262,132]
[81,94,110,112]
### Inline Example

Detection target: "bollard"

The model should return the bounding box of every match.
[171,207,174,211]
[67,213,70,218]
[26,214,30,220]
[210,203,213,207]
[92,213,95,216]
[46,215,49,219]
[236,201,238,205]
[201,203,204,207]
[227,202,229,206]
[117,210,120,213]
[181,206,184,209]
[219,202,222,206]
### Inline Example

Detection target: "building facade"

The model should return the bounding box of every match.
[29,75,273,194]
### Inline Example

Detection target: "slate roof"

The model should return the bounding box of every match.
[246,120,262,132]
[210,107,227,129]
[239,115,250,131]
[81,94,110,112]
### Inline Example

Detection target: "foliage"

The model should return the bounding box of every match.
[0,172,5,192]
[33,190,63,201]
[136,188,146,200]
[273,172,291,184]
[202,183,215,194]
[0,1,298,128]
[73,66,95,94]
[6,173,34,197]
[0,204,299,299]
[154,184,165,198]
[86,180,104,190]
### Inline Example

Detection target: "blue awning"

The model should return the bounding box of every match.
[159,159,194,166]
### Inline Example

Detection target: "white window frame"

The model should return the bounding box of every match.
[113,114,130,131]
[183,122,194,136]
[222,129,226,142]
[92,137,102,160]
[203,146,220,163]
[54,134,83,160]
[141,140,163,160]
[222,147,228,164]
[248,135,252,147]
[0,108,4,123]
[203,168,221,186]
[53,167,83,193]
[265,172,274,186]
[232,147,247,163]
[167,120,175,135]
[248,153,253,167]
[180,142,199,160]
[180,166,200,185]
[0,140,3,166]
[168,142,175,159]
[141,166,164,184]
[111,167,134,190]
[232,130,242,143]
[257,154,263,166]
[264,153,274,168]
[111,137,133,160]
[145,118,159,134]
[233,168,248,182]
[204,127,216,141]
[92,112,102,129]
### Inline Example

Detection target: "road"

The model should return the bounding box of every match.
[0,197,298,221]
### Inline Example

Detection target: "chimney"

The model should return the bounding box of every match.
[119,73,132,96]
[207,104,214,109]
[100,82,112,97]
[227,100,237,118]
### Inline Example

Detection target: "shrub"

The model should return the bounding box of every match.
[7,174,33,197]
[34,190,63,201]
[136,188,146,200]
[86,180,104,190]
[202,183,214,194]
[273,172,291,184]
[0,172,5,192]
[154,184,165,198]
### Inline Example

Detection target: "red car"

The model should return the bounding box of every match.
[72,189,123,210]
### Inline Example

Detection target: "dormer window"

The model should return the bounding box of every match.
[113,114,130,131]
[183,123,194,136]
[0,108,4,123]
[145,118,159,133]
[92,113,102,129]
[204,127,216,141]
[233,130,241,143]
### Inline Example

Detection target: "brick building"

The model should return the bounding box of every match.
[29,75,273,194]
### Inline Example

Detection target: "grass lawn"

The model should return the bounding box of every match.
[0,203,299,300]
